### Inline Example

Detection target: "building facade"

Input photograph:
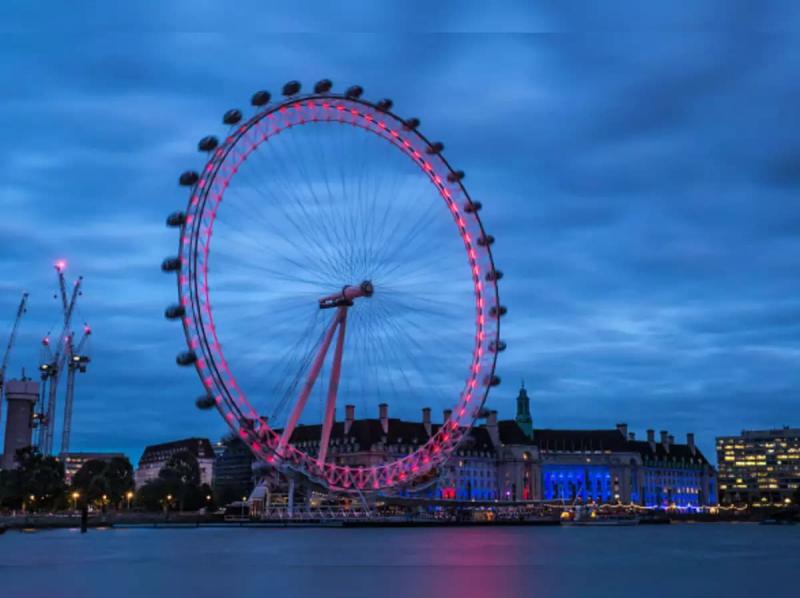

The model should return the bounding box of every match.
[213,435,256,500]
[716,427,800,505]
[135,437,215,488]
[248,386,717,509]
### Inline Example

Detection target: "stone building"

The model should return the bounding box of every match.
[247,385,717,509]
[135,437,215,488]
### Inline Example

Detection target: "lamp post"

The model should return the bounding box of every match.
[241,496,247,520]
[126,491,134,510]
[72,491,80,511]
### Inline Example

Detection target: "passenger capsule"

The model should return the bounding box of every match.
[223,109,243,125]
[179,171,199,186]
[484,375,501,387]
[490,305,508,318]
[447,170,465,183]
[485,269,503,281]
[314,79,333,94]
[489,340,507,353]
[282,80,301,96]
[345,85,364,99]
[197,136,219,152]
[426,142,444,155]
[251,90,271,107]
[464,201,482,213]
[477,234,495,246]
[166,212,186,227]
[376,98,393,112]
[161,257,181,272]
[403,117,420,130]
[196,395,216,410]
[164,304,186,320]
[176,351,198,366]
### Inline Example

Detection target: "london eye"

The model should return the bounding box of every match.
[162,80,505,492]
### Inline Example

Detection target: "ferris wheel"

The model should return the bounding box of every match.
[162,80,506,492]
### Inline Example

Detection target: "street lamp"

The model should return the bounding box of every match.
[241,496,247,519]
[126,491,134,510]
[71,491,80,511]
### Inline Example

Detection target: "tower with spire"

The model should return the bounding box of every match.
[515,381,533,439]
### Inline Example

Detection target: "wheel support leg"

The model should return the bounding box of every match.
[317,309,347,466]
[277,306,347,456]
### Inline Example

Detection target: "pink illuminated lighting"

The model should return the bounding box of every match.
[177,95,500,493]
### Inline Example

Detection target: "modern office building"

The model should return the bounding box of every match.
[716,427,800,505]
[213,435,256,499]
[1,379,38,470]
[135,437,215,488]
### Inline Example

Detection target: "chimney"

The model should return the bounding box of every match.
[422,407,432,436]
[345,404,355,434]
[660,430,668,445]
[486,409,499,447]
[647,429,655,451]
[379,403,389,434]
[616,423,628,438]
[628,432,636,441]
[668,434,675,446]
[687,432,696,455]
[443,408,452,424]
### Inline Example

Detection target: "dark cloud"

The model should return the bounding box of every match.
[1,6,799,462]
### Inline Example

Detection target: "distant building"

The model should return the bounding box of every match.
[135,437,215,488]
[59,452,127,484]
[213,435,256,499]
[1,379,38,470]
[248,386,717,509]
[716,427,800,505]
[492,389,716,507]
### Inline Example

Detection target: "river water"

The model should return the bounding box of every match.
[1,523,797,597]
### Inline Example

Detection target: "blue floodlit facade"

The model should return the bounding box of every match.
[542,465,612,502]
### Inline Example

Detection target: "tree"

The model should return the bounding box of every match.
[103,457,135,505]
[71,457,134,508]
[134,478,169,512]
[0,448,66,511]
[158,450,201,512]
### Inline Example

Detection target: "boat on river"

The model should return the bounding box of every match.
[561,505,639,527]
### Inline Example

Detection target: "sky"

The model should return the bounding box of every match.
[1,2,799,463]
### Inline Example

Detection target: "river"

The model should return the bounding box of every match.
[1,523,797,597]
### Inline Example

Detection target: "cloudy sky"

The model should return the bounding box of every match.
[1,3,798,462]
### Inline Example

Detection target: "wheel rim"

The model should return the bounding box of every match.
[174,92,502,492]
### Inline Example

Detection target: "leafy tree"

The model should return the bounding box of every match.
[104,456,135,504]
[71,457,134,508]
[0,448,65,510]
[158,450,201,511]
[134,478,170,511]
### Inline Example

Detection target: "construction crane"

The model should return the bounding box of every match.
[0,292,29,423]
[37,262,82,455]
[60,323,91,454]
